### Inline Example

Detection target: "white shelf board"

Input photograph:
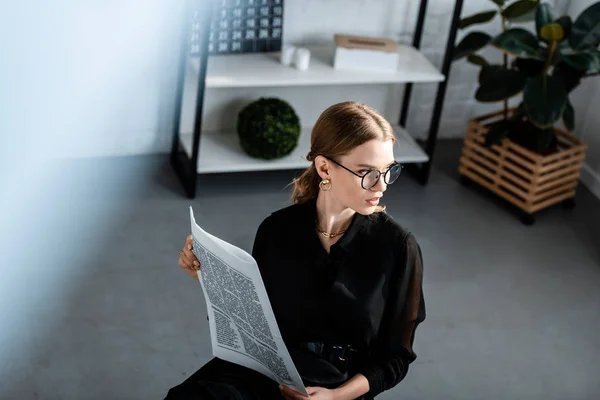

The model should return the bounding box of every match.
[191,45,444,88]
[180,126,428,174]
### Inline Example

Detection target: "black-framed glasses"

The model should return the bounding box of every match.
[325,156,404,190]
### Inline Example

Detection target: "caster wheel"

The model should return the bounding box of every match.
[459,174,472,186]
[562,198,576,210]
[520,213,536,226]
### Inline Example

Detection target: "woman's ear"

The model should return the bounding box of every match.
[314,155,330,180]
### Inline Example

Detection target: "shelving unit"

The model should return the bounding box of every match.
[171,0,464,198]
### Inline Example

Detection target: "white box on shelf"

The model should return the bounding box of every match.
[333,34,400,73]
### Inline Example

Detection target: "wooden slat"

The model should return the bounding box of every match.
[465,128,487,145]
[535,171,580,194]
[533,181,578,203]
[467,121,483,133]
[539,145,586,166]
[463,139,500,161]
[538,161,585,184]
[555,128,585,146]
[504,140,543,165]
[528,161,542,206]
[539,153,586,174]
[462,134,539,173]
[460,157,533,201]
[459,166,529,211]
[464,133,501,157]
[495,141,508,187]
[462,147,498,170]
[530,190,577,213]
[470,114,588,171]
[502,150,538,174]
[463,147,531,188]
[471,109,510,123]
[463,143,534,183]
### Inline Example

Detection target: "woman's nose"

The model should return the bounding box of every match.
[373,175,387,193]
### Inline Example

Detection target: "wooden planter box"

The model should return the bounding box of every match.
[458,109,588,221]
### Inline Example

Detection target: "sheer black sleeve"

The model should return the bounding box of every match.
[357,232,426,397]
[251,216,272,273]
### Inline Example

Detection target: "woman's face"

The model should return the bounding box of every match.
[329,138,396,214]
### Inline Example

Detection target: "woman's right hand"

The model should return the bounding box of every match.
[178,234,201,280]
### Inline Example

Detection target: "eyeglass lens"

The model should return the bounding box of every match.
[362,164,402,189]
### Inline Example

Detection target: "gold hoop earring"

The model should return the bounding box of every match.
[319,179,332,191]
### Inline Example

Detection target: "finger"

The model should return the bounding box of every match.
[178,258,192,271]
[181,251,199,270]
[179,244,200,267]
[280,386,308,400]
[178,257,198,274]
[181,246,200,269]
[186,234,193,249]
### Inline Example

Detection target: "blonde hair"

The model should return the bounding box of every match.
[289,101,397,213]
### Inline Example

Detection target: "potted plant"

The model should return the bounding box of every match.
[452,0,600,224]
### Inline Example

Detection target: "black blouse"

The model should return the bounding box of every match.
[251,198,426,398]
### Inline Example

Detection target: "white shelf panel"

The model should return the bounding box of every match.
[191,45,444,88]
[180,126,428,174]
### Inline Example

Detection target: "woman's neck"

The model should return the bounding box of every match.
[315,192,355,234]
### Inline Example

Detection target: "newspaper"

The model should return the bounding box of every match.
[189,206,308,396]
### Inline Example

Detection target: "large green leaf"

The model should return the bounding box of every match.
[563,97,574,131]
[453,32,492,60]
[476,66,526,102]
[535,2,555,36]
[502,0,539,21]
[460,10,497,29]
[467,54,489,66]
[509,8,538,23]
[569,2,600,50]
[555,16,572,41]
[491,28,541,59]
[560,49,600,73]
[541,23,565,41]
[514,57,545,77]
[478,64,502,84]
[553,61,585,92]
[523,75,567,128]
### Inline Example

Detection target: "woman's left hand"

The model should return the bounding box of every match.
[279,385,337,400]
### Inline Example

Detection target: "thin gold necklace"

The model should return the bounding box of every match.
[315,218,347,239]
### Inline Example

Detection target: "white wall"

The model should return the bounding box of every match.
[565,0,600,200]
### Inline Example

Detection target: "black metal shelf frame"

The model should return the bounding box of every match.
[171,0,464,198]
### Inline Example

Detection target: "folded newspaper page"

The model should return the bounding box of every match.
[189,206,308,396]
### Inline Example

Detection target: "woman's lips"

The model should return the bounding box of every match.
[366,197,380,206]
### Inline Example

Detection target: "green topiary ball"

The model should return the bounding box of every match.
[237,98,301,160]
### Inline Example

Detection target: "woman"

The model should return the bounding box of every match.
[168,101,426,400]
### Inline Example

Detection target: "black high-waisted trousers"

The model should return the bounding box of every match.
[165,358,283,400]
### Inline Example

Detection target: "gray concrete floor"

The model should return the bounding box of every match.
[3,139,599,399]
